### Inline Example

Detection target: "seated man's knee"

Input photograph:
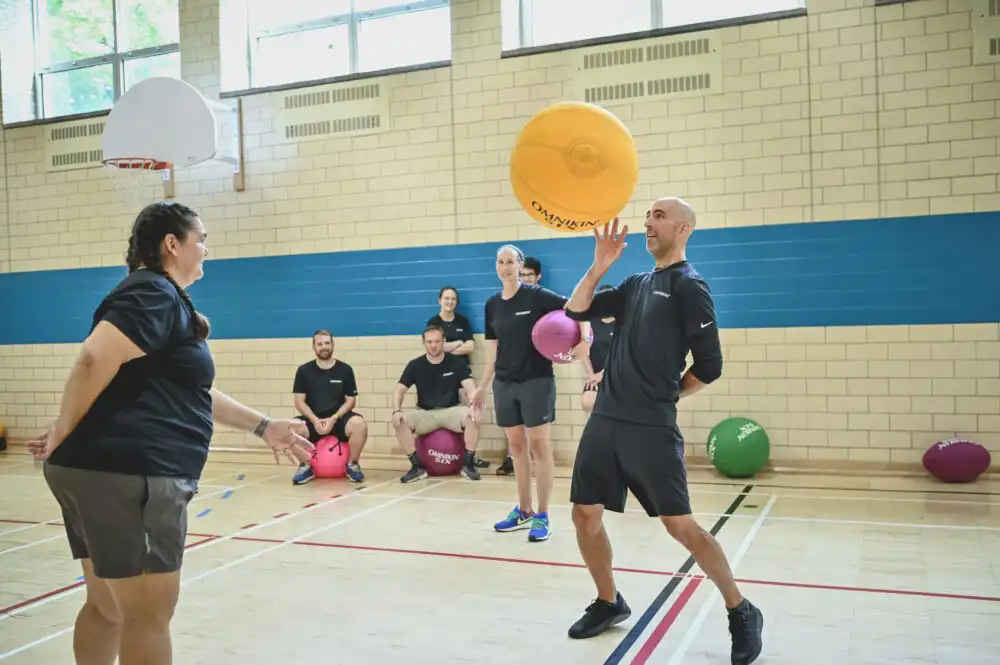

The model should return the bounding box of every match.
[660,515,705,551]
[572,504,604,535]
[348,415,368,437]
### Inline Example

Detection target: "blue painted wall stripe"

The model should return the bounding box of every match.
[1,212,997,346]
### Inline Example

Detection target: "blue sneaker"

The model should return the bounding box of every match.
[494,506,534,532]
[292,464,314,485]
[345,461,365,483]
[528,512,551,542]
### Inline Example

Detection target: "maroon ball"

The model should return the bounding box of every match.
[922,438,991,483]
[415,429,465,476]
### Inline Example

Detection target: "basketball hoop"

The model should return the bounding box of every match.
[103,157,172,207]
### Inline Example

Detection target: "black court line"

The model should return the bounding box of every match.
[603,484,755,665]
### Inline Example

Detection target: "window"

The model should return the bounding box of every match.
[501,0,806,51]
[0,0,180,124]
[222,0,452,93]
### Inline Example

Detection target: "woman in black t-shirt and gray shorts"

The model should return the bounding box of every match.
[28,202,312,665]
[470,244,586,543]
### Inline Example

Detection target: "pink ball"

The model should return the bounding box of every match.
[922,438,991,483]
[310,436,350,478]
[415,429,465,476]
[531,310,581,364]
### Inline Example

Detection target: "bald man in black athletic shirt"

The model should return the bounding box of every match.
[562,198,764,665]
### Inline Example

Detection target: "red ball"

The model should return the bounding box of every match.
[310,436,350,478]
[922,438,991,483]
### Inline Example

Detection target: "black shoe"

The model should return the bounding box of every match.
[496,456,515,476]
[461,460,481,481]
[568,592,631,639]
[474,456,490,469]
[728,599,763,665]
[400,464,427,483]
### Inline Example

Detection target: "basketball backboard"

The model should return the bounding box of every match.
[102,77,244,195]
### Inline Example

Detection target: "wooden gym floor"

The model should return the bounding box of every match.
[1,451,999,664]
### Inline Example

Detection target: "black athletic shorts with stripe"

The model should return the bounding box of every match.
[570,413,691,517]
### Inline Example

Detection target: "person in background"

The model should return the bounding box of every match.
[427,286,475,365]
[580,285,616,413]
[521,256,542,285]
[392,325,482,483]
[427,286,489,470]
[289,330,368,484]
[494,256,543,476]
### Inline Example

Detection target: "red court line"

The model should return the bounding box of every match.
[223,535,1000,604]
[1,535,218,616]
[632,578,703,665]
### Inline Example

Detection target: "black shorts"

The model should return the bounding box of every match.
[570,413,691,517]
[493,376,556,428]
[297,412,363,443]
[44,462,197,579]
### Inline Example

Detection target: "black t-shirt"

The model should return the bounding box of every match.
[588,318,615,373]
[47,270,216,478]
[426,313,473,366]
[566,261,722,427]
[484,284,569,383]
[398,353,472,410]
[293,360,358,418]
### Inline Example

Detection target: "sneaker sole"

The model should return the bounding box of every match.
[495,522,532,532]
[528,532,551,542]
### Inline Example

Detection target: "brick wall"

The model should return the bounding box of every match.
[0,0,997,471]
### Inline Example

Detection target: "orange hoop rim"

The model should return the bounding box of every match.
[103,157,172,171]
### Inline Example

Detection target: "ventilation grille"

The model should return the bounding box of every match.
[973,0,1000,63]
[284,115,382,139]
[275,82,389,143]
[574,34,721,106]
[45,119,105,172]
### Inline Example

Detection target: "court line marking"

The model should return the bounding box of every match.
[360,492,1000,532]
[0,471,283,543]
[0,477,398,621]
[444,475,1000,504]
[604,484,755,665]
[0,468,262,538]
[0,479,443,661]
[659,494,777,665]
[50,529,1000,605]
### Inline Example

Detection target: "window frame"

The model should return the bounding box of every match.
[28,0,180,122]
[246,0,451,90]
[504,0,807,53]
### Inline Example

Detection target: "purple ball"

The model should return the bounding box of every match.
[532,310,581,364]
[922,438,991,483]
[415,429,465,476]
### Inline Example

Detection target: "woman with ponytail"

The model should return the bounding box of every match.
[26,201,313,665]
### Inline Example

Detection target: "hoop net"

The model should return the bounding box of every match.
[103,157,172,207]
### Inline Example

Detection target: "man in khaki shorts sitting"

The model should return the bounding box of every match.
[392,325,482,482]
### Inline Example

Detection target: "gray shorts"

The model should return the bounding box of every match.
[493,376,557,428]
[44,463,198,579]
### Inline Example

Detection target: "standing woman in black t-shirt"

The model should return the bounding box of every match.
[426,286,474,365]
[580,284,616,413]
[470,244,585,543]
[26,201,313,665]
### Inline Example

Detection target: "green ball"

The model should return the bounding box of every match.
[707,417,770,478]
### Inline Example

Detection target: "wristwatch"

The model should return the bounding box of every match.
[253,417,270,438]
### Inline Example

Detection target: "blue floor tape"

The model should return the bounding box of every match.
[196,509,211,518]
[222,490,233,499]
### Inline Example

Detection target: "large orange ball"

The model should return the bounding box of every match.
[510,101,639,233]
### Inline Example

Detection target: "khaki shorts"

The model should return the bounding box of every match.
[407,405,468,435]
